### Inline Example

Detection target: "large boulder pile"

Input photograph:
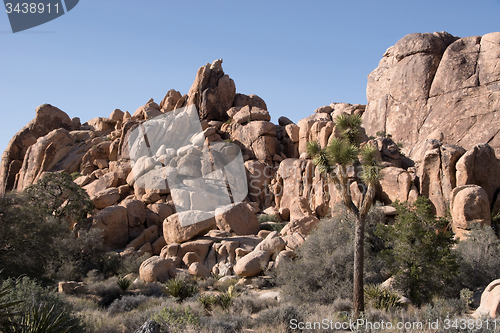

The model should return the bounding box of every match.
[3,32,500,282]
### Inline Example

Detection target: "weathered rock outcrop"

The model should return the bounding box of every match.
[0,104,74,194]
[363,32,500,159]
[450,185,491,239]
[473,279,500,318]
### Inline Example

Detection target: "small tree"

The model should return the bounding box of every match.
[307,114,381,318]
[375,197,459,306]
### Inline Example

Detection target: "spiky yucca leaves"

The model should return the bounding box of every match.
[326,138,358,166]
[0,283,23,330]
[306,141,320,158]
[15,303,81,333]
[307,141,332,177]
[335,113,363,144]
[359,144,381,186]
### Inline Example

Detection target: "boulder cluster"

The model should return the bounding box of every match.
[1,31,500,281]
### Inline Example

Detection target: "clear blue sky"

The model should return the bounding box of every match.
[1,0,500,154]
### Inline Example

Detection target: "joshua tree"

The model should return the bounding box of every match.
[307,114,381,318]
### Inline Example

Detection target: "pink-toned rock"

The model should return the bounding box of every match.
[282,232,305,251]
[456,143,500,204]
[152,236,167,255]
[159,89,183,113]
[183,252,200,266]
[179,239,214,263]
[109,109,124,122]
[280,215,320,237]
[188,262,211,279]
[148,203,174,222]
[92,206,129,249]
[215,202,260,235]
[163,211,217,244]
[0,104,74,194]
[137,242,153,256]
[378,167,412,204]
[254,231,286,255]
[92,187,120,209]
[139,256,174,283]
[473,279,500,318]
[450,185,491,239]
[84,172,118,198]
[289,197,314,221]
[233,250,270,277]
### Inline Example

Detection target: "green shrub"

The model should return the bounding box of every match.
[259,222,284,233]
[153,305,200,332]
[375,197,459,306]
[258,214,277,223]
[107,295,148,316]
[0,173,110,282]
[24,172,93,224]
[86,278,122,308]
[455,227,500,290]
[255,303,304,333]
[70,171,81,180]
[230,295,277,316]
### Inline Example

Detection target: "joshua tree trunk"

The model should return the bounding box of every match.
[353,214,365,319]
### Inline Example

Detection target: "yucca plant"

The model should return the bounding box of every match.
[364,284,402,312]
[307,113,382,318]
[165,278,199,302]
[0,283,23,330]
[15,302,81,333]
[116,277,131,292]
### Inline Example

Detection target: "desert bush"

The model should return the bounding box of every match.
[117,253,150,276]
[199,313,244,333]
[107,295,148,316]
[276,207,383,304]
[455,227,500,290]
[259,222,284,233]
[332,298,352,312]
[86,278,122,308]
[0,193,64,281]
[214,278,238,293]
[153,305,200,332]
[230,295,277,316]
[0,173,112,282]
[24,172,93,224]
[0,282,23,330]
[375,197,459,306]
[254,303,304,333]
[258,214,277,223]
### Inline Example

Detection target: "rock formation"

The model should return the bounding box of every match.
[363,32,500,159]
[3,32,500,281]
